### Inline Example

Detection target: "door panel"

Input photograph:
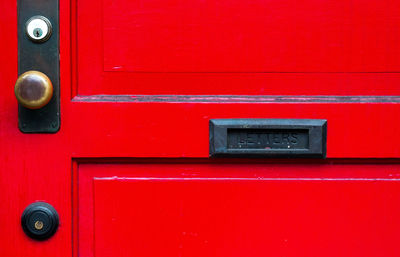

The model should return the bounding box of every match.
[100,0,400,72]
[77,0,400,95]
[1,0,400,256]
[78,163,400,257]
[67,101,400,158]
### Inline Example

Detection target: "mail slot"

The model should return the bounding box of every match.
[210,119,327,158]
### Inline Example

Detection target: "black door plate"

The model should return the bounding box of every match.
[17,0,60,133]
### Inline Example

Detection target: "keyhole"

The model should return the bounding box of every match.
[33,28,43,38]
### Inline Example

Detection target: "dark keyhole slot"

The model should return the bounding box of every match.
[33,28,43,37]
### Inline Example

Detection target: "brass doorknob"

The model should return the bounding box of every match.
[15,71,53,109]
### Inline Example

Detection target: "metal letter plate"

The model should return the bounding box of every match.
[17,0,60,133]
[210,119,327,158]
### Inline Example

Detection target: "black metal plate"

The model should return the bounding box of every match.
[210,119,327,158]
[17,0,60,133]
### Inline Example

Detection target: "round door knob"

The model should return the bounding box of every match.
[15,70,53,109]
[21,202,59,241]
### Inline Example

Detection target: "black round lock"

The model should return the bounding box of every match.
[21,202,59,240]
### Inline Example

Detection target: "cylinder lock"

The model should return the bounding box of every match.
[21,202,59,240]
[25,16,52,43]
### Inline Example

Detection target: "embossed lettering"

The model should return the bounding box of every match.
[227,129,308,149]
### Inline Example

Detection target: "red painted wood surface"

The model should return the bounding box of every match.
[102,0,400,72]
[0,0,400,256]
[94,179,399,257]
[79,163,400,257]
[77,0,400,95]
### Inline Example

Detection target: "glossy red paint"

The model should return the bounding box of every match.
[78,163,400,257]
[102,0,400,73]
[93,178,399,257]
[1,0,400,257]
[77,0,400,95]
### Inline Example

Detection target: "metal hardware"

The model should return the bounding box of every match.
[25,16,52,43]
[21,202,59,241]
[15,71,53,109]
[18,0,60,133]
[210,119,327,158]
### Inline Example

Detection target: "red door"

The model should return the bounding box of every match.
[2,0,400,256]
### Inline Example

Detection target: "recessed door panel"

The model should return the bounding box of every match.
[102,0,400,73]
[77,163,400,257]
[76,0,400,95]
